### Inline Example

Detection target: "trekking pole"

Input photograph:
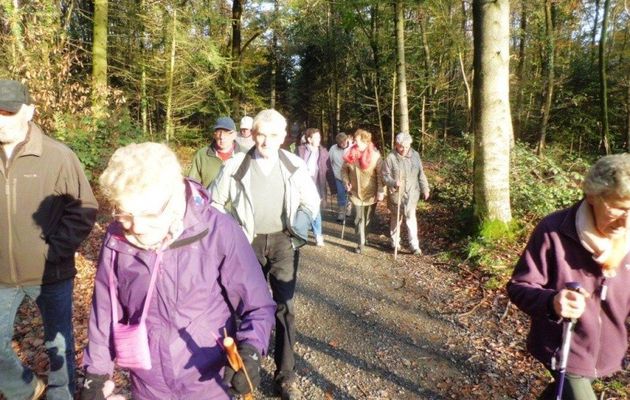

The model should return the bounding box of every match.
[394,185,403,260]
[555,282,582,400]
[341,190,349,240]
[223,331,255,400]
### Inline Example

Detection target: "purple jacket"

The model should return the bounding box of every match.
[507,201,630,379]
[83,180,275,399]
[297,144,333,197]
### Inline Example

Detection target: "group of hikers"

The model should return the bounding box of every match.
[1,78,630,400]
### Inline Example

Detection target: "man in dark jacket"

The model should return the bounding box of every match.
[0,80,98,399]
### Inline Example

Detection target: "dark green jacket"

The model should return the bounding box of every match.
[188,142,243,188]
[0,123,98,286]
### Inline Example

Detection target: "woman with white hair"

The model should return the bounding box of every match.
[508,153,630,399]
[381,132,430,255]
[80,142,275,400]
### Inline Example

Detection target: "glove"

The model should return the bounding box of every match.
[222,343,261,395]
[80,373,109,400]
[80,373,126,400]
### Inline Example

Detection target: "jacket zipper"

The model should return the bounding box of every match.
[593,277,605,378]
[5,176,17,283]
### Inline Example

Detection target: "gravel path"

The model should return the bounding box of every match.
[254,209,490,400]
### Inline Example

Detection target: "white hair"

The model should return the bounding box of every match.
[583,153,630,198]
[99,142,183,206]
[252,109,287,136]
[395,132,412,146]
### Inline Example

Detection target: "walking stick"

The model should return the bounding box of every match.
[394,185,403,260]
[555,282,582,400]
[223,330,255,400]
[341,191,349,240]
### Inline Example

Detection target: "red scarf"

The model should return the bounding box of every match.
[343,143,375,171]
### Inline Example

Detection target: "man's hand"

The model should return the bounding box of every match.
[80,373,125,400]
[223,343,261,395]
[376,192,384,202]
[553,288,591,319]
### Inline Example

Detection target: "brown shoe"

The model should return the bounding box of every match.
[280,381,301,400]
[31,377,46,400]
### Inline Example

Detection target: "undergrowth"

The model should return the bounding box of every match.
[425,138,589,288]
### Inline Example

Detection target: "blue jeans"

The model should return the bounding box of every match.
[0,279,75,400]
[334,179,347,208]
[311,213,322,236]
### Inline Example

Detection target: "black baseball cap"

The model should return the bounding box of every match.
[0,80,31,113]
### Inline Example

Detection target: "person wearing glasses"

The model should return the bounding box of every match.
[80,143,275,399]
[508,154,630,399]
[0,80,98,400]
[189,116,242,188]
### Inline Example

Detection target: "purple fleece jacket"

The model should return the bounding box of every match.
[83,180,275,399]
[507,200,630,379]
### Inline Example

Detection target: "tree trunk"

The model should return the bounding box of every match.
[140,0,148,137]
[270,0,278,108]
[395,0,410,135]
[231,0,243,113]
[165,8,177,142]
[472,0,513,229]
[536,0,555,155]
[391,70,396,149]
[591,0,600,66]
[3,0,25,66]
[598,0,611,154]
[626,81,630,152]
[92,0,108,121]
[514,0,527,138]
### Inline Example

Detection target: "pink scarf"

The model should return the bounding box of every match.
[343,143,375,171]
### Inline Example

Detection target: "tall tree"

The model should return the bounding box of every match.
[536,0,555,155]
[92,0,108,120]
[598,0,611,154]
[395,0,410,134]
[472,0,513,230]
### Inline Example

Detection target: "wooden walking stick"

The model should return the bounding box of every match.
[394,184,403,260]
[223,329,255,400]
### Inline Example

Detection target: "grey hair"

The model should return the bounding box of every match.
[395,132,413,146]
[252,109,287,136]
[99,142,183,205]
[583,153,630,198]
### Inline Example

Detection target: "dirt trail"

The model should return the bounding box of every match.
[255,207,520,399]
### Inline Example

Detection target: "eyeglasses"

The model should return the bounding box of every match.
[600,197,630,219]
[112,193,173,226]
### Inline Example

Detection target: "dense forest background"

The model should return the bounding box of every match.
[1,0,629,276]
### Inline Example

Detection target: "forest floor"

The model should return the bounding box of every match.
[8,178,630,399]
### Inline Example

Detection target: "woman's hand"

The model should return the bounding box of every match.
[553,288,591,319]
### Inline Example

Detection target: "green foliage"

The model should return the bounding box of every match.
[511,143,587,225]
[53,110,145,181]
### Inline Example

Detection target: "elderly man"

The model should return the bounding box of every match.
[328,132,352,221]
[0,80,98,399]
[235,115,255,150]
[508,154,630,399]
[210,109,320,400]
[381,132,430,255]
[189,116,241,188]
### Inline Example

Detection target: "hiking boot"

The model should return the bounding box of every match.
[31,377,46,400]
[354,245,363,254]
[315,235,325,246]
[413,248,422,256]
[336,211,345,222]
[279,380,301,400]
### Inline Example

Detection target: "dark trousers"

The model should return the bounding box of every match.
[251,232,299,383]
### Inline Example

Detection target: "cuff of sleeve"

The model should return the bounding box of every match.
[546,291,562,323]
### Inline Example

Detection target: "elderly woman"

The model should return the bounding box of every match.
[507,154,630,399]
[342,129,385,253]
[381,132,430,255]
[296,128,330,246]
[80,143,275,400]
